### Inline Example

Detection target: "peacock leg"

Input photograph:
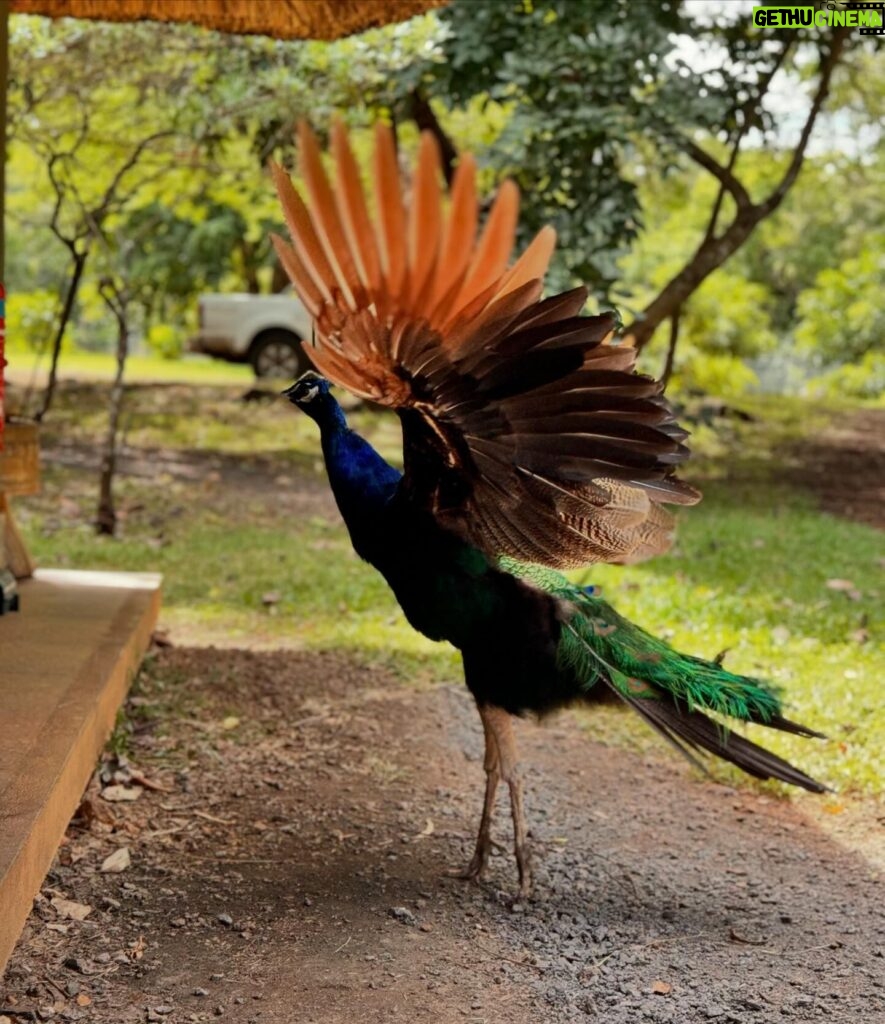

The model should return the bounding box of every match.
[451,703,500,882]
[483,705,533,898]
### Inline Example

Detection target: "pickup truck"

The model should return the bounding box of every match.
[190,292,312,378]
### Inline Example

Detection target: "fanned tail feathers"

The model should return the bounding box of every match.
[270,120,701,570]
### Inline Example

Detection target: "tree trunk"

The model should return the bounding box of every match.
[240,239,261,294]
[36,248,88,422]
[271,256,288,294]
[409,88,457,186]
[95,311,128,536]
[625,208,761,350]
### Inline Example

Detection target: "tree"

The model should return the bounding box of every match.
[422,0,864,352]
[8,17,202,416]
[795,245,885,368]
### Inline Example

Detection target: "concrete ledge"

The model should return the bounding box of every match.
[0,568,161,976]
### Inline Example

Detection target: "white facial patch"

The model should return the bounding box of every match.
[301,384,319,402]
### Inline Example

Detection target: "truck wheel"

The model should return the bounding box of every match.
[250,331,305,379]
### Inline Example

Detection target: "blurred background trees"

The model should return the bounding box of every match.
[5,0,883,402]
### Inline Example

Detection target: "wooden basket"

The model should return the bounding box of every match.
[0,421,41,497]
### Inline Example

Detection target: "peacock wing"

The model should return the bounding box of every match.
[271,120,700,569]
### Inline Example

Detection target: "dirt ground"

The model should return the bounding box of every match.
[2,645,883,1024]
[2,397,883,1023]
[785,408,885,531]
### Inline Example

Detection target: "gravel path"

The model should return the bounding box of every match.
[2,647,882,1023]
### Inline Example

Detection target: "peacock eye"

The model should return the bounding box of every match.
[301,384,319,402]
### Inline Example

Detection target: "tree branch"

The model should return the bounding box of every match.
[92,130,176,223]
[679,137,753,211]
[758,28,848,216]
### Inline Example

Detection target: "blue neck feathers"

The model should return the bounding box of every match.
[304,392,402,521]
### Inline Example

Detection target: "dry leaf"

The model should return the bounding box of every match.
[128,769,172,793]
[51,897,92,921]
[100,847,131,873]
[101,785,142,803]
[413,818,435,839]
[76,994,92,1008]
[826,579,863,600]
[729,927,766,946]
[75,796,116,825]
[222,716,240,730]
[652,980,672,995]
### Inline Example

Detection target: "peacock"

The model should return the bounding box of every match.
[271,122,826,897]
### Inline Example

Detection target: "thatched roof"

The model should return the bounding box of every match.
[10,0,446,40]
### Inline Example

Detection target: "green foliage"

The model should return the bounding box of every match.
[145,324,184,360]
[795,246,885,366]
[5,289,63,353]
[671,350,760,399]
[806,352,885,404]
[429,0,711,293]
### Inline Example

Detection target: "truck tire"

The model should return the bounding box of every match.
[250,330,305,379]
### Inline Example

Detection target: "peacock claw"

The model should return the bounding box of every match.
[445,862,485,884]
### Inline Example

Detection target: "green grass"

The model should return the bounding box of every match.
[5,347,255,386]
[16,384,884,794]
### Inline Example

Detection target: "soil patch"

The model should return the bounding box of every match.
[786,408,885,530]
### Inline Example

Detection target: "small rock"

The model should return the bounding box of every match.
[194,988,209,997]
[388,906,417,926]
[780,913,793,924]
[171,917,186,928]
[100,785,142,803]
[100,847,131,873]
[217,913,233,927]
[419,923,433,933]
[153,1007,174,1017]
[63,956,93,974]
[52,898,92,922]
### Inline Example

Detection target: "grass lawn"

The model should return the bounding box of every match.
[13,379,884,796]
[4,347,255,387]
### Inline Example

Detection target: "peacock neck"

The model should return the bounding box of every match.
[313,396,402,534]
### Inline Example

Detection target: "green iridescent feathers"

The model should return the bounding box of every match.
[499,556,784,724]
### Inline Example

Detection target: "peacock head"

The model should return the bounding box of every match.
[282,371,332,413]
